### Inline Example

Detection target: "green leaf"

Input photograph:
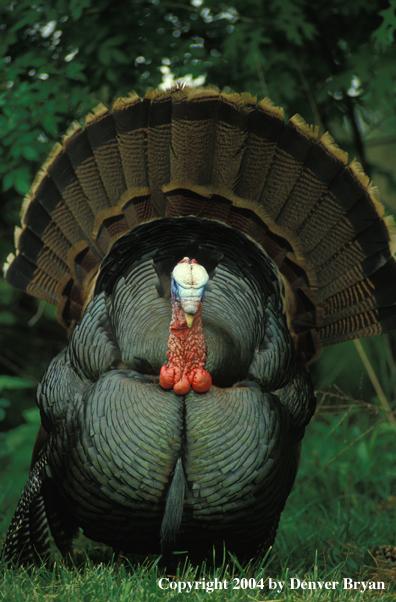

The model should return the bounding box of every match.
[42,114,59,136]
[2,423,37,457]
[272,0,317,45]
[102,35,127,47]
[98,45,112,65]
[70,0,92,20]
[372,0,396,50]
[0,398,10,421]
[0,310,17,325]
[23,407,41,426]
[9,11,39,34]
[0,376,33,392]
[14,169,31,195]
[105,68,119,83]
[66,62,88,82]
[3,172,15,192]
[21,145,39,161]
[0,280,15,304]
[111,48,130,65]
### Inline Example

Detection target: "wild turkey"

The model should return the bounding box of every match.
[2,86,396,566]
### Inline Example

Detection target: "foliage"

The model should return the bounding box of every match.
[0,403,40,501]
[1,0,396,237]
[1,0,396,593]
[0,375,33,420]
[373,0,396,49]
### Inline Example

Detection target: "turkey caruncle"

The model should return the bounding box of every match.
[3,86,396,566]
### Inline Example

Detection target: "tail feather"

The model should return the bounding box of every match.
[46,148,98,246]
[64,123,113,214]
[29,175,88,251]
[259,117,318,222]
[274,135,346,233]
[4,86,396,355]
[146,90,173,216]
[84,106,127,205]
[318,247,393,302]
[15,228,69,291]
[112,95,150,189]
[160,457,186,561]
[171,88,219,187]
[22,190,73,259]
[200,92,252,191]
[5,253,59,306]
[235,97,284,202]
[304,203,386,271]
[318,307,394,345]
[119,188,157,228]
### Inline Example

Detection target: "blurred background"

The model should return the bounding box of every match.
[1,0,396,566]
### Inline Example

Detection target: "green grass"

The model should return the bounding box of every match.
[1,338,396,600]
[0,560,395,602]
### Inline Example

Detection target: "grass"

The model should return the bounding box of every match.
[0,561,395,602]
[1,337,396,600]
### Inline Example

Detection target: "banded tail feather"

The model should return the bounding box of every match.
[5,87,396,357]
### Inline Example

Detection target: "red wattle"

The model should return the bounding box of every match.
[173,375,191,395]
[191,368,212,392]
[159,366,174,389]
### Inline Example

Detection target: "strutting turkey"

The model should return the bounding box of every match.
[2,86,396,566]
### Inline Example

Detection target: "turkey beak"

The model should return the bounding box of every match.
[184,312,195,328]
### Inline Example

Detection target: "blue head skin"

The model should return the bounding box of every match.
[171,258,209,327]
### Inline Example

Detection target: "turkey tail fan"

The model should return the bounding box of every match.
[5,86,396,359]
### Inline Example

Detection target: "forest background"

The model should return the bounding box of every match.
[1,0,396,599]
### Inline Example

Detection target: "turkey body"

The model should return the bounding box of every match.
[39,218,315,559]
[2,86,396,565]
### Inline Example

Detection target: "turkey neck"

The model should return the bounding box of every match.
[166,303,207,394]
[169,302,205,349]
